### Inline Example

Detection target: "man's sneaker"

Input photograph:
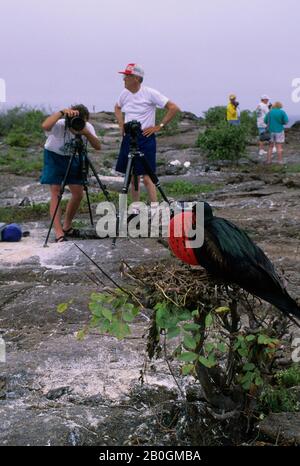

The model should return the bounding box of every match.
[272,147,277,154]
[259,149,267,156]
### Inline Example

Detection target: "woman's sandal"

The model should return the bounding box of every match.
[55,235,68,243]
[63,227,74,236]
[63,227,80,238]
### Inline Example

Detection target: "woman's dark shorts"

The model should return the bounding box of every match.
[40,149,84,185]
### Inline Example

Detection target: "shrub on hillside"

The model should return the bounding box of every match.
[203,106,227,127]
[6,130,31,147]
[197,122,247,161]
[0,106,46,141]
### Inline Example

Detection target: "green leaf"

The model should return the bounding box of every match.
[205,342,215,353]
[101,308,113,320]
[245,335,256,342]
[243,363,255,371]
[198,355,216,368]
[258,334,269,345]
[205,313,213,328]
[167,327,181,339]
[183,335,197,351]
[99,319,111,333]
[57,302,69,314]
[242,381,252,390]
[111,321,130,339]
[178,352,198,362]
[215,306,230,314]
[241,372,255,383]
[123,311,135,322]
[183,323,200,332]
[255,376,263,386]
[191,310,199,317]
[177,310,192,321]
[156,306,170,328]
[76,329,87,341]
[182,364,195,375]
[217,343,226,353]
[89,315,101,327]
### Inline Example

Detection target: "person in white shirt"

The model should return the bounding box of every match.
[41,104,101,242]
[115,63,180,202]
[256,94,276,156]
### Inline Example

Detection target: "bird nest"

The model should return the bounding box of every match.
[122,260,290,338]
[124,260,255,312]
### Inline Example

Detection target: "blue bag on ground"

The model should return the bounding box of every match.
[0,223,22,242]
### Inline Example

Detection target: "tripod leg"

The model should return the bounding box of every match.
[43,153,76,247]
[140,156,170,204]
[122,153,135,194]
[83,185,94,226]
[85,155,112,203]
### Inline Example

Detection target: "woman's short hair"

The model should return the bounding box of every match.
[273,101,283,109]
[71,104,90,120]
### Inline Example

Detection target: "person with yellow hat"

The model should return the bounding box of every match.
[226,94,240,125]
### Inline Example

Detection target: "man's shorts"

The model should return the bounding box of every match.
[116,133,156,176]
[270,131,285,143]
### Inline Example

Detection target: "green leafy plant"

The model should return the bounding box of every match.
[234,333,279,390]
[197,122,247,161]
[161,180,222,196]
[6,130,31,147]
[0,106,46,141]
[203,106,227,127]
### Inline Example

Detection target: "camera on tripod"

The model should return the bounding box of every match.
[65,115,86,132]
[124,120,142,138]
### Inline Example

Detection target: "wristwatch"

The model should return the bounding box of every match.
[59,110,65,116]
[159,123,165,128]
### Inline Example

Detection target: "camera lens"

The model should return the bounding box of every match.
[69,116,85,131]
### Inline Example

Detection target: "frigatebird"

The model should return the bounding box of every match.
[168,202,300,319]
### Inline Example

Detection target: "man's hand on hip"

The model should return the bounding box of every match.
[143,125,161,137]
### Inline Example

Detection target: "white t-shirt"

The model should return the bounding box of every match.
[117,85,169,129]
[44,119,98,155]
[256,102,269,128]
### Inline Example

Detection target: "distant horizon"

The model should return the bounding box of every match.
[1,102,300,128]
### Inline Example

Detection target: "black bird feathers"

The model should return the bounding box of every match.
[192,202,300,319]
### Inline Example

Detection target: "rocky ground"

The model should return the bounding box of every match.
[0,113,300,445]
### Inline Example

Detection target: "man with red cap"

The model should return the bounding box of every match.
[115,63,180,202]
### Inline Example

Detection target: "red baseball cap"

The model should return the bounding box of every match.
[118,63,144,78]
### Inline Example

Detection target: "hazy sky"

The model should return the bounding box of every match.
[1,0,299,116]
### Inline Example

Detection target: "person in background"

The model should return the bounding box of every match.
[41,105,101,242]
[256,94,271,156]
[115,63,180,203]
[226,94,240,125]
[264,101,288,164]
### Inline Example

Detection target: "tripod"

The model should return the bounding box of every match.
[115,126,170,244]
[43,134,111,247]
[121,129,170,202]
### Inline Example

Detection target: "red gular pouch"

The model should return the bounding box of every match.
[168,211,198,265]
